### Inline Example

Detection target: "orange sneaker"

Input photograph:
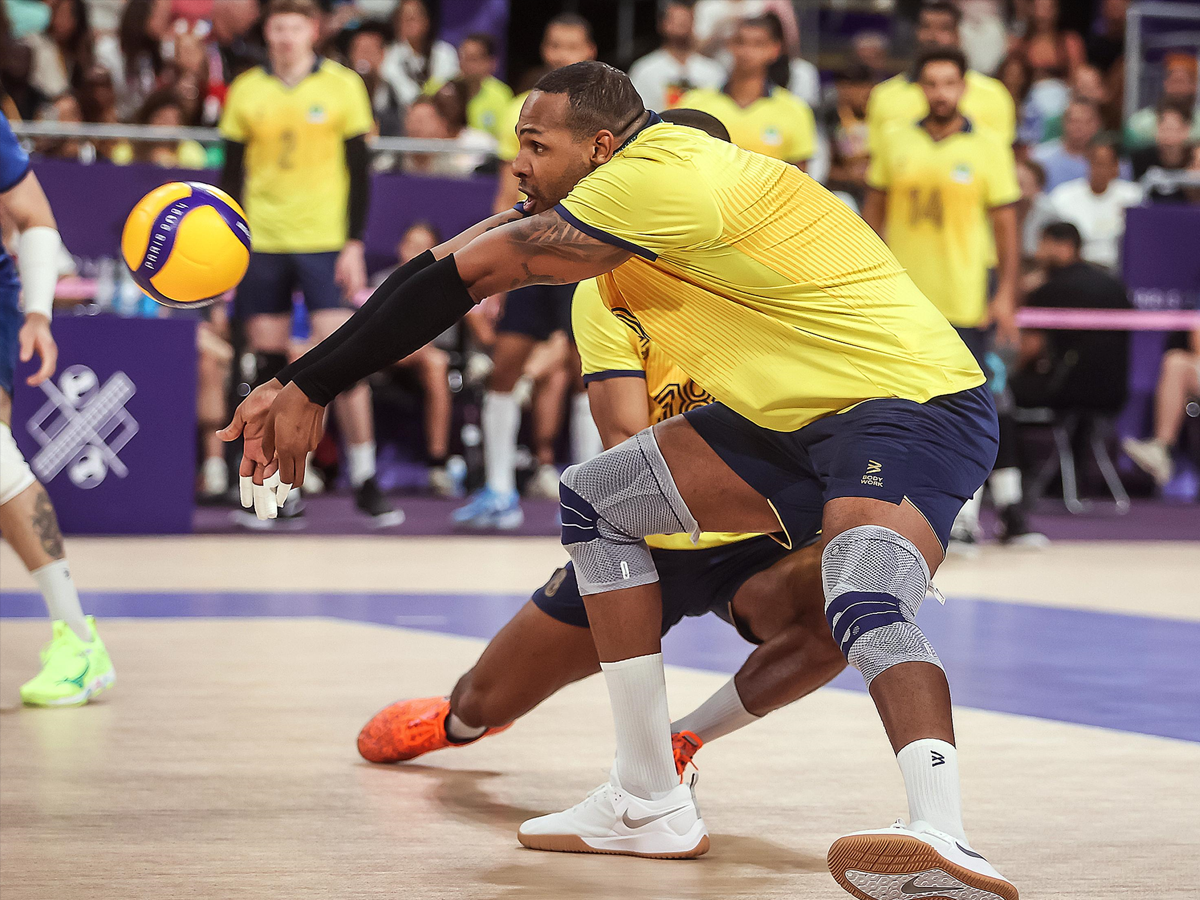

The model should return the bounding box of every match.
[357,696,510,763]
[672,730,703,779]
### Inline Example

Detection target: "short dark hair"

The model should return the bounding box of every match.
[404,220,442,243]
[533,61,645,139]
[350,20,391,45]
[461,32,495,57]
[265,0,319,20]
[545,12,594,45]
[1042,221,1083,251]
[1157,97,1195,126]
[913,47,968,79]
[1087,131,1122,155]
[919,1,962,27]
[660,108,731,142]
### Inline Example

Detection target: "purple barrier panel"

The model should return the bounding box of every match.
[10,316,197,535]
[30,158,497,275]
[1123,205,1200,303]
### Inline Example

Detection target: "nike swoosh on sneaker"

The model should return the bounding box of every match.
[900,876,965,896]
[621,805,691,829]
[956,842,987,860]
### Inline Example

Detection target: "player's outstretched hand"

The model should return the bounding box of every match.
[18,313,57,386]
[219,379,289,518]
[261,382,324,492]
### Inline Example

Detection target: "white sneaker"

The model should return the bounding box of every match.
[525,463,561,500]
[1122,437,1173,486]
[518,769,709,859]
[828,820,1017,900]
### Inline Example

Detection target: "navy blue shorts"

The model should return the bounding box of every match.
[532,535,791,638]
[0,277,21,397]
[496,283,574,341]
[684,385,999,550]
[234,251,343,318]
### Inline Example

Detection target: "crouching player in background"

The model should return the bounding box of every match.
[0,113,114,706]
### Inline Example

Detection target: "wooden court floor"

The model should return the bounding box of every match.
[1,537,1198,899]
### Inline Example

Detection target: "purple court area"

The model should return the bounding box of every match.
[2,588,1196,744]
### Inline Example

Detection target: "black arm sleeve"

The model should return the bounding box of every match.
[220,140,246,204]
[345,135,370,242]
[277,250,437,386]
[291,254,475,406]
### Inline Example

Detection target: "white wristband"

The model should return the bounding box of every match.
[17,225,62,320]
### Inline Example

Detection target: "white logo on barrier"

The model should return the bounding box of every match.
[25,365,139,489]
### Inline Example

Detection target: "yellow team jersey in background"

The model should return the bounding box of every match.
[573,278,752,551]
[219,59,372,253]
[867,119,1020,328]
[556,123,983,432]
[866,71,1015,154]
[674,85,815,162]
[496,90,528,162]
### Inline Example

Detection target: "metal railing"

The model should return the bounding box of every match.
[1124,2,1200,123]
[8,121,497,158]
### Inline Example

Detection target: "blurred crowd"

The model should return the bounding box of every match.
[2,0,1198,513]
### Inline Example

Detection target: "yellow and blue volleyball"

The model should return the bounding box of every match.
[121,182,251,309]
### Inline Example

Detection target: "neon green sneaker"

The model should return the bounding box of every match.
[20,618,115,707]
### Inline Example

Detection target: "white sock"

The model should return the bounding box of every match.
[31,560,90,642]
[347,441,376,488]
[670,676,760,743]
[202,456,227,495]
[896,738,967,842]
[482,391,519,495]
[570,392,604,464]
[989,467,1022,509]
[955,486,983,532]
[445,710,487,743]
[600,653,678,800]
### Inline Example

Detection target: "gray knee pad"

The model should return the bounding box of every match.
[560,428,699,595]
[822,525,942,687]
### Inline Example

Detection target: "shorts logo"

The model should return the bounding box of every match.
[543,567,568,597]
[861,459,884,488]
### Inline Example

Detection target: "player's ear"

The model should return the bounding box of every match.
[591,130,617,166]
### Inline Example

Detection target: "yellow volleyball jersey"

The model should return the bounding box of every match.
[674,85,815,163]
[219,59,373,253]
[866,71,1015,155]
[555,122,983,433]
[496,90,528,162]
[867,119,1020,328]
[574,278,753,551]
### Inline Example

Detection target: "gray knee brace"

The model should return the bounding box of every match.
[822,525,942,687]
[560,428,699,595]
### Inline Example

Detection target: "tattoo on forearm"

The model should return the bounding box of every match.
[495,212,626,291]
[31,485,65,560]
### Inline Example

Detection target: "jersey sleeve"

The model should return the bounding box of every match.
[984,135,1021,208]
[218,75,249,143]
[555,151,722,261]
[0,115,32,193]
[343,70,374,138]
[783,94,816,163]
[572,279,646,381]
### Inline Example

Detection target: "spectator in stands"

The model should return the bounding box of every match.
[1017,157,1054,259]
[1007,0,1084,83]
[1123,328,1200,487]
[209,0,264,89]
[1032,98,1103,189]
[1047,134,1143,270]
[107,0,169,120]
[24,0,95,98]
[400,96,455,176]
[75,62,120,157]
[1086,0,1127,76]
[111,89,207,167]
[1039,63,1119,142]
[431,79,497,174]
[693,0,799,62]
[999,53,1044,144]
[448,33,511,143]
[1132,102,1195,204]
[33,92,86,160]
[348,21,404,137]
[676,16,815,169]
[1,29,49,121]
[1012,221,1131,415]
[823,64,872,208]
[162,27,222,127]
[627,0,725,112]
[957,0,1007,77]
[382,0,457,107]
[762,11,819,108]
[196,303,234,501]
[850,31,889,83]
[1126,54,1200,151]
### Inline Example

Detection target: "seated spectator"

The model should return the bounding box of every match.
[23,0,94,99]
[75,62,121,157]
[764,11,819,108]
[382,0,457,107]
[1007,0,1084,84]
[1123,328,1200,486]
[823,65,872,208]
[693,0,800,61]
[1126,53,1200,151]
[1042,63,1120,139]
[1086,0,1128,77]
[627,0,725,112]
[850,30,889,83]
[1046,135,1142,271]
[400,96,455,176]
[348,21,404,137]
[446,33,512,142]
[104,0,170,121]
[1,36,49,121]
[1132,102,1195,204]
[33,92,87,160]
[1012,221,1130,414]
[1016,157,1054,260]
[1032,97,1103,189]
[209,0,265,89]
[675,16,815,169]
[958,0,1007,77]
[162,26,223,127]
[431,79,497,174]
[999,52,1047,145]
[111,90,207,168]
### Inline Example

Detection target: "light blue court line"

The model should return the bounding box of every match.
[2,590,1197,744]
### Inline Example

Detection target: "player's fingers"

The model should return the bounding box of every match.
[278,454,299,490]
[275,480,291,506]
[261,418,276,462]
[239,475,253,509]
[219,407,244,441]
[18,330,32,363]
[253,482,277,520]
[27,348,55,387]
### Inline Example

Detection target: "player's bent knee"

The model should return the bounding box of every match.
[558,429,699,595]
[0,423,36,507]
[821,525,941,687]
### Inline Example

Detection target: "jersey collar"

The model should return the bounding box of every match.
[722,78,776,101]
[917,114,974,139]
[617,110,663,154]
[263,55,323,83]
